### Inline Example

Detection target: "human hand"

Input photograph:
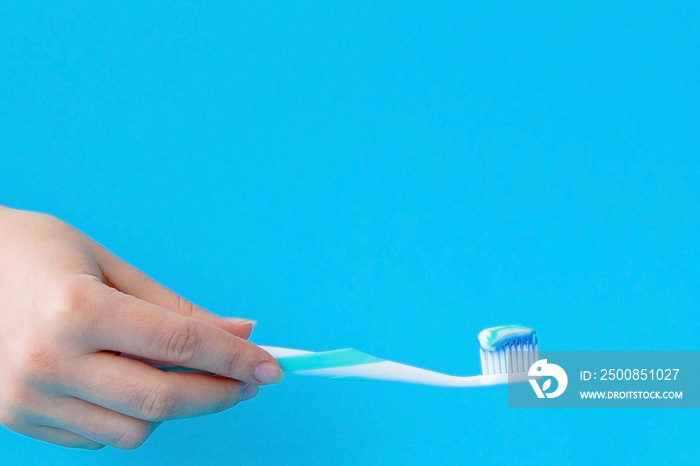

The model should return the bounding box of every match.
[0,206,281,449]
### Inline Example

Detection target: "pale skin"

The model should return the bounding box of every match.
[0,206,282,449]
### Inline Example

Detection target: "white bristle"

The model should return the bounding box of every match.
[479,335,539,375]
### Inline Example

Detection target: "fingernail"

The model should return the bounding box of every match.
[254,361,283,385]
[241,383,260,401]
[225,318,258,327]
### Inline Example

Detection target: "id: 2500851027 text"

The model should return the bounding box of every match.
[580,369,679,381]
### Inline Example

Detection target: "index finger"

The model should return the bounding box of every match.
[91,246,256,338]
[77,281,282,385]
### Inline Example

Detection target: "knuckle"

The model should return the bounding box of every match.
[164,323,200,364]
[139,385,177,421]
[175,295,196,317]
[58,277,94,314]
[216,385,242,412]
[114,422,151,450]
[52,277,99,334]
[224,347,243,377]
[18,341,61,383]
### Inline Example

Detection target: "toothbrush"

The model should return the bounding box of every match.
[259,325,539,387]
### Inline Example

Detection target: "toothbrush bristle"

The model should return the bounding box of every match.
[479,335,539,375]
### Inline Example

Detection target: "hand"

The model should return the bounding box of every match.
[0,206,282,449]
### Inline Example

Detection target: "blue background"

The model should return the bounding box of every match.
[1,1,699,464]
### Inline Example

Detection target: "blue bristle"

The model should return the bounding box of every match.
[479,335,539,375]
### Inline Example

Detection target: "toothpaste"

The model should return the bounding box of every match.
[477,325,537,352]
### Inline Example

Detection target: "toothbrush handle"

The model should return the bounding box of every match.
[259,345,523,387]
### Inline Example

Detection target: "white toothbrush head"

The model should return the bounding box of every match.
[478,325,539,375]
